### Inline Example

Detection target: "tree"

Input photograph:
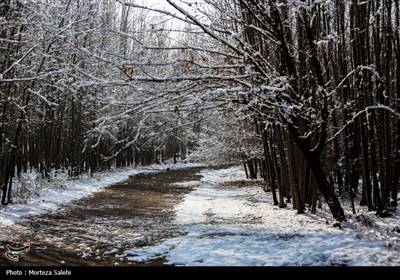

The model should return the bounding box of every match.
[1,0,398,223]
[155,0,398,220]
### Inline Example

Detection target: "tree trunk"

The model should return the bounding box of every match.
[307,154,346,222]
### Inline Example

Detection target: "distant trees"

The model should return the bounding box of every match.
[0,0,195,204]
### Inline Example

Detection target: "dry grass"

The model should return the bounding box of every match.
[219,179,267,189]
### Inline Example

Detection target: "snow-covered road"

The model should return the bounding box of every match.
[0,162,205,229]
[123,166,400,266]
[1,165,399,266]
[0,165,208,265]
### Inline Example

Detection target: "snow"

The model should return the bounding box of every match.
[0,162,207,229]
[123,166,400,266]
[3,164,399,266]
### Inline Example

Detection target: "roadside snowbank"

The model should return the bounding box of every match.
[0,162,206,228]
[123,166,400,266]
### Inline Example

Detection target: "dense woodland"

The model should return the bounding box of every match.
[1,0,399,222]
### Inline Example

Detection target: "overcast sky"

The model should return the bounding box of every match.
[142,0,178,12]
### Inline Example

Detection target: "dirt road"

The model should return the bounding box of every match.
[0,167,204,266]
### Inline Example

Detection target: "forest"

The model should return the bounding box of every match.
[1,0,399,229]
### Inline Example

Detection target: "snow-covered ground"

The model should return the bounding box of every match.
[0,162,206,229]
[123,166,400,266]
[2,164,399,266]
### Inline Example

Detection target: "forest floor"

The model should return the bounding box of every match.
[0,165,400,266]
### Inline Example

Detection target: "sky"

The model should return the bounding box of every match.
[138,0,186,28]
[142,0,181,12]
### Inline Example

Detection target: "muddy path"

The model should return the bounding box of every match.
[0,167,205,266]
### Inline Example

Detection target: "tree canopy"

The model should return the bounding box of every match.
[1,0,399,221]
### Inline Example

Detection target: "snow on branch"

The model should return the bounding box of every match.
[328,65,381,97]
[27,89,59,107]
[1,45,38,78]
[326,105,400,144]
